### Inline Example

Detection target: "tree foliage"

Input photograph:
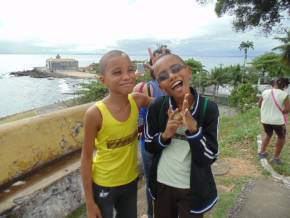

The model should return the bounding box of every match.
[191,71,210,93]
[272,29,290,67]
[252,52,290,77]
[185,58,207,74]
[76,81,108,103]
[210,65,244,86]
[208,0,290,34]
[185,58,208,92]
[209,67,231,86]
[239,41,254,68]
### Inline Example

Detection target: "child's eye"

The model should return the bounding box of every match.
[112,70,122,75]
[128,67,135,72]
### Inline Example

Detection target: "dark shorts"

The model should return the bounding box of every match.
[262,123,286,138]
[92,178,138,218]
[154,182,204,218]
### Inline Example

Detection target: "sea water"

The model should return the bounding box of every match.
[0,54,246,118]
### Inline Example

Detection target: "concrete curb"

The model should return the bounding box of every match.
[257,135,290,188]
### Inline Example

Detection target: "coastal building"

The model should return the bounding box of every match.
[46,55,79,72]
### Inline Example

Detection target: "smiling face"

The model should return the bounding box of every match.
[100,53,136,95]
[154,54,192,99]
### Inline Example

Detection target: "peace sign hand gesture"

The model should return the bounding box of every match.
[180,93,198,133]
[161,106,183,140]
[145,48,168,71]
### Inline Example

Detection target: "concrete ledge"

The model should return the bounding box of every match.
[257,135,290,187]
[0,103,92,188]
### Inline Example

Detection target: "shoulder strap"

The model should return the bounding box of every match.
[200,97,208,126]
[271,89,283,112]
[147,82,152,97]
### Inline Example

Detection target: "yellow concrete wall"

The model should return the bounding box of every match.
[0,103,92,187]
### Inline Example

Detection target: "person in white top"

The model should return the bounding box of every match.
[258,77,290,164]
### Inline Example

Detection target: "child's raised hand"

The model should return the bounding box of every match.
[162,106,183,140]
[148,48,158,65]
[144,48,156,72]
[181,93,198,133]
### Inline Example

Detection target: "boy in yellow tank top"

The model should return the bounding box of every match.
[81,50,151,218]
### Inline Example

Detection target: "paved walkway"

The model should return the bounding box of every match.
[229,178,290,218]
[227,135,290,218]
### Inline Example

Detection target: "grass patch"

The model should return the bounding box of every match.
[213,176,253,218]
[219,108,260,158]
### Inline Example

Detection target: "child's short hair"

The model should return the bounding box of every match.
[272,77,289,90]
[99,50,129,74]
[155,53,186,66]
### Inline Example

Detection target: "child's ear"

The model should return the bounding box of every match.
[158,83,166,92]
[186,65,192,76]
[98,75,105,84]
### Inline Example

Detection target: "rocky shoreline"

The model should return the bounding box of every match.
[10,68,68,78]
[10,65,97,79]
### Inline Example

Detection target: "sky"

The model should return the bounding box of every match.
[0,0,286,57]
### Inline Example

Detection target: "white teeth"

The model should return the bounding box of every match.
[171,81,182,89]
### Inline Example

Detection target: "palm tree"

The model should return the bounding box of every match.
[272,29,290,68]
[239,41,254,69]
[239,41,254,83]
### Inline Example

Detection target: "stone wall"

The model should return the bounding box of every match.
[2,170,84,218]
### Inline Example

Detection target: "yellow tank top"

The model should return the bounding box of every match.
[92,94,139,187]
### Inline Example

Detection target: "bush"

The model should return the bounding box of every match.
[76,81,108,103]
[229,83,258,111]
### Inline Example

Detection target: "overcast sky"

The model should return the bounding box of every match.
[0,0,285,56]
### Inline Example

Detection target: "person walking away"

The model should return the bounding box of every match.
[258,77,290,165]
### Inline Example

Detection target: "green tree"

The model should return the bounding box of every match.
[229,65,244,86]
[239,41,254,69]
[213,0,290,34]
[243,66,260,85]
[252,52,290,77]
[210,64,246,87]
[208,66,231,95]
[185,58,208,93]
[185,58,207,74]
[239,41,254,83]
[272,29,290,67]
[76,81,108,103]
[191,71,209,94]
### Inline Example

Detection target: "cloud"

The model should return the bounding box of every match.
[0,0,284,57]
[0,40,81,54]
[110,30,281,58]
[0,0,218,48]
